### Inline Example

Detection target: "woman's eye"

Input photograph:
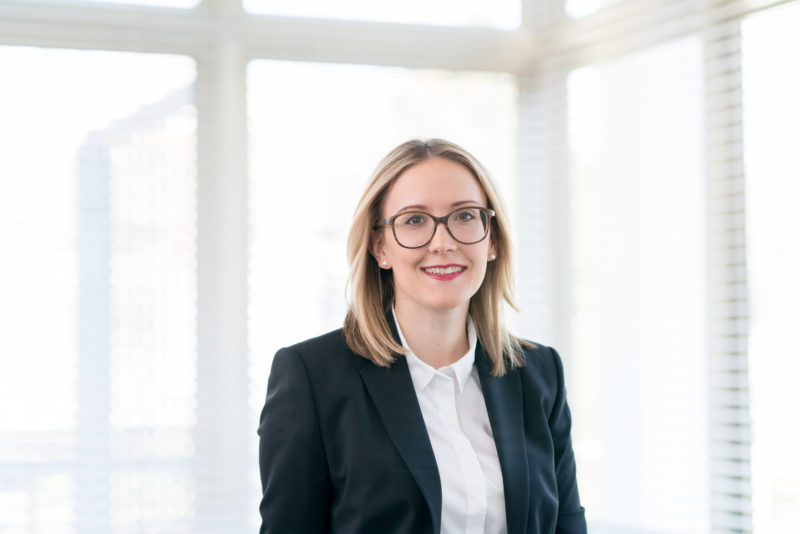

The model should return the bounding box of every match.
[402,214,426,226]
[455,210,476,221]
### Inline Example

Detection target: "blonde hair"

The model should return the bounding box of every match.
[344,139,532,376]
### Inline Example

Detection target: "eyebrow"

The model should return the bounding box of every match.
[396,200,484,212]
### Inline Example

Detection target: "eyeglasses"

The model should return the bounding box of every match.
[374,206,495,249]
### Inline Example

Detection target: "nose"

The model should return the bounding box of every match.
[427,219,457,253]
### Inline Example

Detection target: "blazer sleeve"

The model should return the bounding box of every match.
[257,347,332,534]
[547,347,588,534]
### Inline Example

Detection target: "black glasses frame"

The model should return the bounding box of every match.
[374,207,496,249]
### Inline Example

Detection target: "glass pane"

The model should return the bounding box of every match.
[567,37,707,532]
[247,60,517,447]
[0,45,196,533]
[0,474,76,534]
[743,3,800,532]
[110,472,194,533]
[244,0,520,29]
[38,0,200,7]
[565,0,622,19]
[107,100,198,436]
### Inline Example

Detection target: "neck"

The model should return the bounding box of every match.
[394,297,470,369]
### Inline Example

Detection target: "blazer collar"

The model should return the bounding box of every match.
[475,345,530,534]
[358,313,442,533]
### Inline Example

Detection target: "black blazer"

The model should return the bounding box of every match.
[257,319,586,534]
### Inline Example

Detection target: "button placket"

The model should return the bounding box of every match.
[435,369,488,534]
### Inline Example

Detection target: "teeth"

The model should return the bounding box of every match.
[423,266,465,275]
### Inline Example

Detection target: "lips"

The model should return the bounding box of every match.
[421,264,466,280]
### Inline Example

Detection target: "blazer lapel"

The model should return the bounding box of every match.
[476,344,530,534]
[358,320,441,533]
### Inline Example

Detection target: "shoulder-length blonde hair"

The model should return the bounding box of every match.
[344,138,532,376]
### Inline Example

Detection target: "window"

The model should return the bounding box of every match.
[566,37,708,533]
[0,46,196,533]
[35,0,201,7]
[742,3,800,532]
[244,0,521,29]
[246,58,519,438]
[4,0,800,532]
[565,0,622,19]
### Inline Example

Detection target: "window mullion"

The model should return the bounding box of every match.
[194,29,252,531]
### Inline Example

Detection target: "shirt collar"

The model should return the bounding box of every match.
[391,305,477,394]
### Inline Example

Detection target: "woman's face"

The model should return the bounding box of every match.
[371,157,497,315]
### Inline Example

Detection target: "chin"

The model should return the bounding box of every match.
[419,293,473,311]
[396,278,478,312]
[424,301,464,311]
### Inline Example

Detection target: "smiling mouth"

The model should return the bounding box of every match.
[421,265,466,276]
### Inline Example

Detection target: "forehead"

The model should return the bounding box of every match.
[382,157,487,214]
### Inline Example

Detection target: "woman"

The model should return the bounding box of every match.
[257,139,586,534]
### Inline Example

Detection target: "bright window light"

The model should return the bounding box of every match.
[743,3,800,532]
[58,0,200,7]
[244,0,521,29]
[565,0,621,19]
[567,37,708,533]
[0,45,197,532]
[246,59,518,436]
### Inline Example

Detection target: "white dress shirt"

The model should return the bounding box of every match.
[392,308,508,534]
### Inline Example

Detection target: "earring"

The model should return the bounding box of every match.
[381,261,388,266]
[490,254,496,260]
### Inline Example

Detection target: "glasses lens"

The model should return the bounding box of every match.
[447,208,488,244]
[393,212,434,247]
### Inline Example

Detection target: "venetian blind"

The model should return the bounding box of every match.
[517,0,799,532]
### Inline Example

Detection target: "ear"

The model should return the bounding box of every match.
[488,236,498,262]
[369,230,391,269]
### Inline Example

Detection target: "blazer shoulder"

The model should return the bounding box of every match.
[514,340,567,389]
[280,327,365,371]
[285,327,347,353]
[518,338,561,366]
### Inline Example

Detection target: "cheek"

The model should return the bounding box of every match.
[473,260,489,280]
[472,243,491,263]
[389,248,425,270]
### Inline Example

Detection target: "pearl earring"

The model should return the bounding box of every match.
[381,261,388,266]
[490,254,496,260]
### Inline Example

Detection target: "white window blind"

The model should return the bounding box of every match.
[520,0,800,532]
